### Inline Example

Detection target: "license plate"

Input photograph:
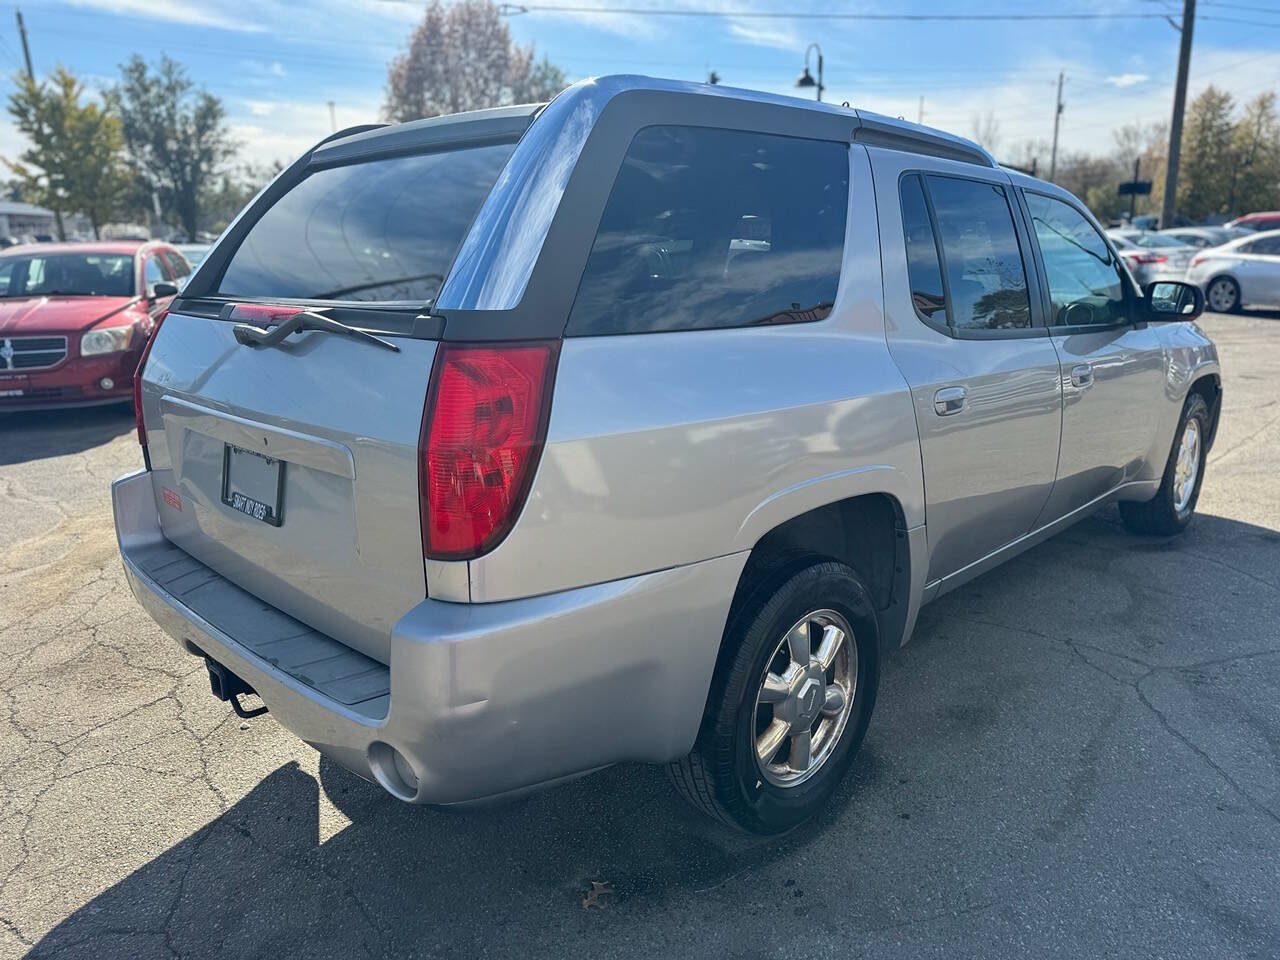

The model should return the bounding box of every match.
[221,444,284,526]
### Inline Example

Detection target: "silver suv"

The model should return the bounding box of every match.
[114,76,1221,834]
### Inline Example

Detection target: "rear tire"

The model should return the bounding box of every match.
[1205,276,1240,313]
[1119,393,1210,537]
[668,560,878,834]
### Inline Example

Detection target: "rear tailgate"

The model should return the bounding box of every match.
[139,311,434,664]
[130,112,541,662]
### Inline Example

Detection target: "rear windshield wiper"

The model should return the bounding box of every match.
[232,308,400,353]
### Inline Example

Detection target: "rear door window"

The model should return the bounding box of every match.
[567,126,849,336]
[925,176,1031,331]
[215,144,515,304]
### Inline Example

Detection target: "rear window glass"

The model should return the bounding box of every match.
[216,144,514,303]
[567,126,849,336]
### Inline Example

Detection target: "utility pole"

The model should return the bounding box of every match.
[15,8,33,81]
[1162,0,1196,229]
[1048,71,1064,182]
[15,7,65,241]
[917,96,924,125]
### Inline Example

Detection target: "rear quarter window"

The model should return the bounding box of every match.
[215,143,515,304]
[566,126,849,336]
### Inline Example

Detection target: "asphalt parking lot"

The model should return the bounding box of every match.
[2,311,1278,959]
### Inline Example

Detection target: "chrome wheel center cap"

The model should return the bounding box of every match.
[795,675,823,724]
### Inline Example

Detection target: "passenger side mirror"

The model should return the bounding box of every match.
[151,282,179,300]
[1143,281,1203,321]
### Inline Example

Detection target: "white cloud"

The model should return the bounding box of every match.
[726,19,801,53]
[228,95,383,168]
[61,0,268,32]
[1106,73,1149,88]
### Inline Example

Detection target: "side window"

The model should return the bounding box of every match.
[143,255,166,289]
[163,251,191,282]
[1248,235,1280,255]
[1025,193,1128,327]
[566,126,849,335]
[925,176,1031,331]
[899,175,947,322]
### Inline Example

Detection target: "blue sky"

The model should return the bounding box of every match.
[5,0,1279,170]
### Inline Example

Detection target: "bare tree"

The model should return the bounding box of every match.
[384,0,568,122]
[969,111,1002,154]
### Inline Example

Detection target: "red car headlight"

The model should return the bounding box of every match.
[80,325,135,356]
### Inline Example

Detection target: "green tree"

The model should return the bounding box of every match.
[201,160,283,235]
[1178,86,1236,221]
[384,0,568,121]
[1226,92,1280,217]
[5,67,130,239]
[113,55,238,241]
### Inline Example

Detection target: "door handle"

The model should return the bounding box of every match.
[1070,363,1094,388]
[933,385,967,416]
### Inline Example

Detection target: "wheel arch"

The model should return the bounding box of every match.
[725,492,918,661]
[1187,371,1223,452]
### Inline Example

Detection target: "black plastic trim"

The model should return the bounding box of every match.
[170,296,444,339]
[310,104,538,168]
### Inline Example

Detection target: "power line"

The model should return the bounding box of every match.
[1201,0,1280,12]
[498,4,1176,20]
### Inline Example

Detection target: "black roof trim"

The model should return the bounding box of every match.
[309,104,542,168]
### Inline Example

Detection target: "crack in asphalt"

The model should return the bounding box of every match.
[925,609,1280,829]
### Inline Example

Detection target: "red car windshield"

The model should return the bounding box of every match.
[0,253,135,298]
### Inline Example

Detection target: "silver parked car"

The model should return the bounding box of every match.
[113,76,1221,834]
[1108,229,1198,278]
[1185,228,1280,312]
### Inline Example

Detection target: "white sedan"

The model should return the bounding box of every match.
[1185,229,1280,313]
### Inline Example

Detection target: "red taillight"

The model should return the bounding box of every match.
[419,342,558,559]
[1190,254,1207,268]
[225,303,299,323]
[134,309,168,451]
[1136,253,1167,265]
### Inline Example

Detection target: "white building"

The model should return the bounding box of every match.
[0,201,57,240]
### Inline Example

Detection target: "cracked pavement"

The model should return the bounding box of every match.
[2,311,1279,959]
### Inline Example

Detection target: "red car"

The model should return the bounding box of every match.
[1225,211,1280,233]
[0,241,191,411]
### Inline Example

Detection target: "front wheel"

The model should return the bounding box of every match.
[1119,392,1210,536]
[668,561,879,834]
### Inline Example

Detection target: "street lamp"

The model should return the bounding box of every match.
[796,43,824,102]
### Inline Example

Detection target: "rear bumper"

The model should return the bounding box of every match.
[113,470,745,804]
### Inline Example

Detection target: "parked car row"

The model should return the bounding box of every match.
[1107,225,1280,313]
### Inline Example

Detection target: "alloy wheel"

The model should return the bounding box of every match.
[752,609,856,787]
[1173,417,1201,514]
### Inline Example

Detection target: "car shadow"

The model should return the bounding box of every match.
[0,404,135,466]
[23,509,1280,959]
